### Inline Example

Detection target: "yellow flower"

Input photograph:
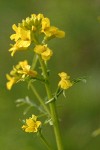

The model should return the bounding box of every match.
[34,45,53,61]
[41,17,65,39]
[41,48,53,61]
[58,72,73,90]
[6,60,37,90]
[50,27,65,38]
[9,40,31,56]
[34,45,46,54]
[10,24,31,41]
[58,79,72,90]
[9,14,65,55]
[9,24,31,56]
[6,74,18,90]
[22,115,41,133]
[18,60,38,77]
[58,72,70,80]
[43,26,65,38]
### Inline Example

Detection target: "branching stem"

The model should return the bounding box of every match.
[39,56,64,150]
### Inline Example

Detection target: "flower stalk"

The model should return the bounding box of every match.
[38,130,53,150]
[39,56,64,150]
[29,83,51,116]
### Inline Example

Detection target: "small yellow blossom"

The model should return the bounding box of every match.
[58,72,70,80]
[9,24,31,56]
[22,115,41,133]
[10,24,31,41]
[41,48,53,61]
[58,79,72,90]
[50,27,65,38]
[42,26,65,38]
[41,17,65,39]
[34,45,53,61]
[58,72,73,90]
[34,45,46,54]
[6,74,19,90]
[18,60,37,77]
[6,60,37,90]
[9,40,31,56]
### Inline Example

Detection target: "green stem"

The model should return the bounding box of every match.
[29,83,51,116]
[30,53,50,115]
[38,130,53,150]
[31,53,38,70]
[39,56,64,150]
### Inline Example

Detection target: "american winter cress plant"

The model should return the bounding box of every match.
[6,14,82,150]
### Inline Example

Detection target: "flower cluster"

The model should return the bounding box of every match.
[22,115,41,133]
[6,13,75,150]
[7,14,66,90]
[6,60,37,90]
[9,13,65,58]
[58,72,73,89]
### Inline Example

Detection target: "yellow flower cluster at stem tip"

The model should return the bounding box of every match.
[9,13,65,56]
[58,72,73,90]
[34,44,53,61]
[22,115,41,133]
[6,60,37,90]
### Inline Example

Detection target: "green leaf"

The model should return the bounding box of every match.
[72,76,87,84]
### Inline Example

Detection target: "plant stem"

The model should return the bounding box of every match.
[31,53,38,70]
[39,56,64,150]
[29,83,51,116]
[30,54,51,115]
[38,130,53,150]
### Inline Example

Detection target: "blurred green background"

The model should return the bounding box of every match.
[0,0,100,149]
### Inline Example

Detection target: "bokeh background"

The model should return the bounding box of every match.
[0,0,100,150]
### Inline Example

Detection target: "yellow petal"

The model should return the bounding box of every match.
[58,79,72,90]
[36,121,41,128]
[32,115,37,121]
[58,72,70,80]
[6,74,16,90]
[41,48,53,61]
[42,18,50,31]
[26,119,35,126]
[12,24,18,32]
[34,45,46,54]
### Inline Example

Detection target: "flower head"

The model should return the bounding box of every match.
[58,72,73,90]
[22,115,41,133]
[9,14,65,55]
